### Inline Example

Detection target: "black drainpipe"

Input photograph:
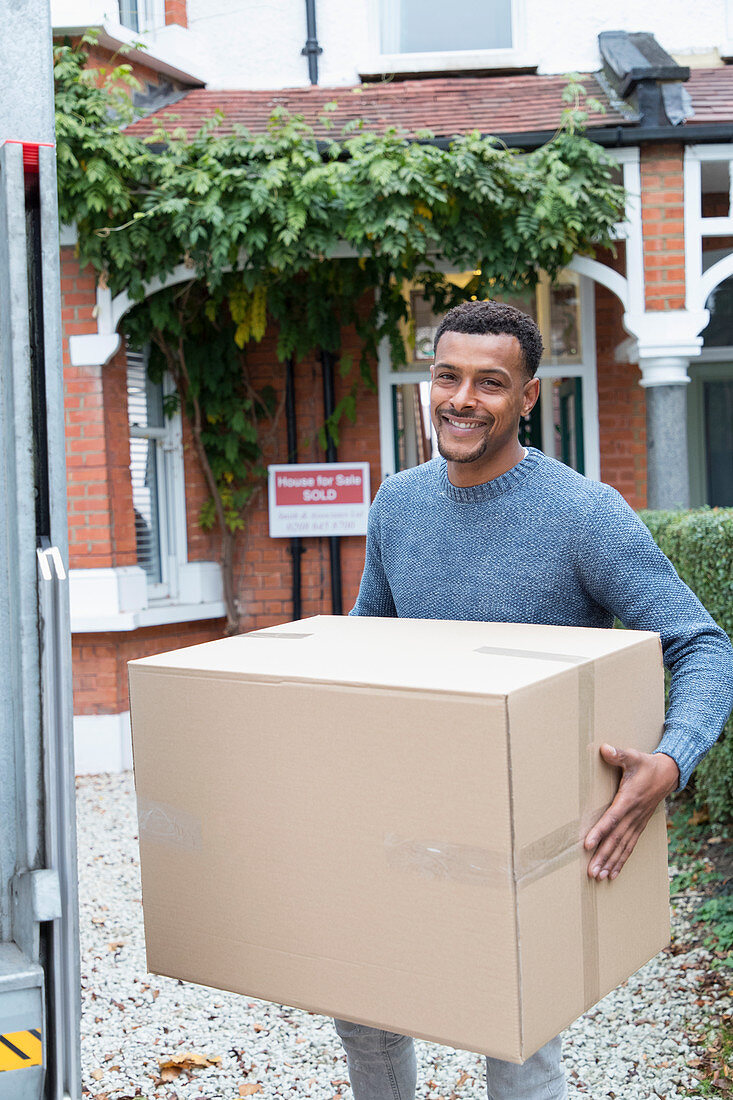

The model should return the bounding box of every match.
[285,356,305,621]
[319,349,343,615]
[302,0,322,85]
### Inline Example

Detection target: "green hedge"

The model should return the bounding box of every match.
[639,508,733,826]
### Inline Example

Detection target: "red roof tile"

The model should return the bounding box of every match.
[127,72,628,141]
[686,66,733,124]
[127,67,733,143]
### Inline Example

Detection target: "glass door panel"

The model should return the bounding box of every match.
[536,376,584,473]
[704,379,733,505]
[392,382,438,472]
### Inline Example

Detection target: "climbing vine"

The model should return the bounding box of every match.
[54,36,626,631]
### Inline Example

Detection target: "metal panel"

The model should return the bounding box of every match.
[37,545,81,1100]
[0,1,55,145]
[0,944,44,1100]
[0,140,44,946]
[0,3,82,1096]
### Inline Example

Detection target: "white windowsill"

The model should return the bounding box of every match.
[70,562,225,633]
[360,48,536,78]
[72,599,226,634]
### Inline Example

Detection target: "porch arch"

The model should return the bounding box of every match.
[110,263,198,332]
[698,252,733,313]
[107,253,631,342]
[567,255,629,312]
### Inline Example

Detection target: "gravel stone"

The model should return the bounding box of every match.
[77,772,713,1099]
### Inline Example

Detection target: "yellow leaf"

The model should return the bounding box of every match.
[234,321,250,349]
[91,1068,104,1080]
[239,1084,262,1096]
[158,1051,221,1080]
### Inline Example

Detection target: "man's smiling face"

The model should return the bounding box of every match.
[430,330,540,486]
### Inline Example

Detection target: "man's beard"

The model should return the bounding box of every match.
[435,422,491,464]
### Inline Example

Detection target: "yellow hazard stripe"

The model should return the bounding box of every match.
[0,1030,43,1071]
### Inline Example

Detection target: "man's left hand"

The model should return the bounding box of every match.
[584,745,680,881]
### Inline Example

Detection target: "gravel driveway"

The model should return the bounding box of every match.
[78,772,712,1099]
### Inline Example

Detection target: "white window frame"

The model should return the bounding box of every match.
[127,349,188,604]
[117,0,165,34]
[683,155,733,504]
[684,144,733,313]
[361,0,533,79]
[377,271,599,481]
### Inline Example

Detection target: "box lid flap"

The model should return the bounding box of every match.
[128,616,659,698]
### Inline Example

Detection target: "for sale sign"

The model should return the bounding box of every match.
[267,462,371,538]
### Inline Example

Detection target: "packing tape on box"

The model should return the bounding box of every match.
[384,835,512,884]
[576,660,600,1007]
[389,648,604,1007]
[480,648,601,1005]
[137,798,203,850]
[478,644,601,1005]
[243,631,314,641]
[385,808,609,888]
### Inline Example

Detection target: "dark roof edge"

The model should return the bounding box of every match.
[414,121,733,151]
[141,121,733,155]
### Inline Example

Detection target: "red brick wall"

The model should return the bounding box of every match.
[595,283,647,508]
[102,346,138,566]
[231,320,381,630]
[165,0,188,27]
[68,40,187,92]
[73,620,222,716]
[640,145,685,311]
[61,248,118,568]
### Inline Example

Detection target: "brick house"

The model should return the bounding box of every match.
[51,1,733,772]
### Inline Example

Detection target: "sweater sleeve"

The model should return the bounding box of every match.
[574,485,733,791]
[349,488,398,618]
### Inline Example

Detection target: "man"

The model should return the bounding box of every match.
[334,300,733,1100]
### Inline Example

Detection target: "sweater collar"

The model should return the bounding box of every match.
[438,447,544,503]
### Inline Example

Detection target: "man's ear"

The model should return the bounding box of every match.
[522,376,540,417]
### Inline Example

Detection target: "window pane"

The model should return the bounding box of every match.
[548,277,581,363]
[130,438,163,583]
[704,379,733,506]
[393,382,438,471]
[118,0,140,32]
[381,0,512,54]
[538,377,584,473]
[127,349,164,583]
[411,290,439,363]
[127,353,164,429]
[701,160,730,218]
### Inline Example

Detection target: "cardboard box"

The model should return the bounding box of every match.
[128,616,670,1064]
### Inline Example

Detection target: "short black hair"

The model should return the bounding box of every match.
[433,299,544,378]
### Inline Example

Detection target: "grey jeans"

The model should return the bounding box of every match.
[333,1019,567,1100]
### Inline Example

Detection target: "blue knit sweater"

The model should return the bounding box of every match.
[351,448,733,790]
